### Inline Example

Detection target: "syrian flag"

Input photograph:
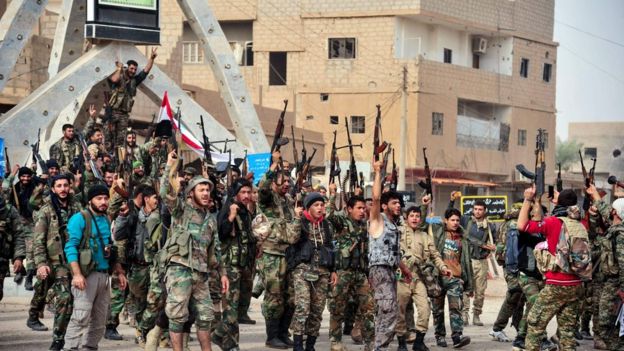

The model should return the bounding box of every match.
[158,91,204,155]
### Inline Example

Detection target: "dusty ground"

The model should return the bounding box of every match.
[0,276,595,350]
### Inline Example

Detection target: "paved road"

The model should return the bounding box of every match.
[0,276,595,350]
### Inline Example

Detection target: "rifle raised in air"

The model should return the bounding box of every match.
[418,148,433,197]
[271,100,290,181]
[373,104,388,162]
[76,130,104,182]
[390,148,398,191]
[344,116,360,194]
[31,129,48,174]
[556,163,563,192]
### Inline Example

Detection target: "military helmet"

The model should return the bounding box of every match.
[184,176,213,197]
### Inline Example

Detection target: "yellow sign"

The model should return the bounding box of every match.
[99,0,157,10]
[460,195,508,222]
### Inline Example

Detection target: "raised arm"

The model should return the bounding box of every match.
[143,47,158,73]
[368,160,383,239]
[109,61,123,84]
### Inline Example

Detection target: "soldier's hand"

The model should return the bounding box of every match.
[116,61,123,70]
[354,187,363,196]
[119,202,129,217]
[450,191,461,201]
[228,203,239,222]
[221,275,230,294]
[372,160,383,173]
[72,273,87,290]
[36,265,50,280]
[150,47,158,60]
[441,268,452,278]
[523,185,536,201]
[422,194,431,205]
[328,183,337,195]
[589,205,598,216]
[118,273,128,290]
[330,272,338,287]
[88,104,98,120]
[11,164,19,176]
[13,259,24,274]
[271,151,281,164]
[294,205,303,218]
[167,151,178,166]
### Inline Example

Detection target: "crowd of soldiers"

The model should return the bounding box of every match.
[0,51,623,351]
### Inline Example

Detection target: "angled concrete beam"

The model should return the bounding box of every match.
[48,0,86,77]
[0,0,48,92]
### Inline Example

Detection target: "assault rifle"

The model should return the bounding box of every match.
[271,100,290,179]
[76,130,104,182]
[390,148,398,191]
[296,148,317,190]
[373,104,388,162]
[198,115,214,167]
[579,150,589,188]
[241,150,248,178]
[418,148,432,196]
[31,129,48,174]
[291,126,299,174]
[380,144,392,189]
[556,163,563,192]
[300,133,308,173]
[328,131,340,185]
[583,156,597,212]
[344,116,360,194]
[516,129,547,217]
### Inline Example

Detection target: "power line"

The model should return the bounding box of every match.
[559,44,624,86]
[555,20,624,49]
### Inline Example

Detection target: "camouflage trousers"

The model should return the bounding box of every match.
[289,264,330,337]
[517,273,545,340]
[328,269,374,343]
[492,271,525,332]
[141,264,165,334]
[431,276,464,338]
[591,279,603,338]
[597,278,624,349]
[30,266,73,341]
[214,265,254,349]
[25,232,35,271]
[105,112,129,151]
[238,266,254,320]
[106,273,128,329]
[164,264,214,332]
[369,265,398,350]
[257,253,290,320]
[577,281,593,332]
[127,264,150,331]
[462,258,488,316]
[397,277,432,335]
[526,284,582,351]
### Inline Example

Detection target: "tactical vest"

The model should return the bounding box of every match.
[335,217,368,271]
[222,213,254,268]
[599,224,624,277]
[260,194,294,255]
[285,216,334,271]
[368,214,401,268]
[43,201,81,267]
[164,203,214,273]
[109,71,139,113]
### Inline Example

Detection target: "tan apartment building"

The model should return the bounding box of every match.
[0,0,557,213]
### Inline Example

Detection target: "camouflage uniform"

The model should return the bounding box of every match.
[256,170,297,342]
[596,222,624,349]
[49,137,81,173]
[430,223,474,339]
[105,274,128,331]
[107,69,147,148]
[397,218,447,338]
[0,201,27,301]
[213,200,256,349]
[517,273,545,341]
[31,197,82,343]
[160,169,224,332]
[326,201,374,346]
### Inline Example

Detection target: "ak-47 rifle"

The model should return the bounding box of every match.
[115,146,130,198]
[390,149,398,191]
[199,115,214,168]
[271,100,290,180]
[296,148,317,190]
[582,156,597,212]
[380,145,392,189]
[328,131,340,185]
[579,150,589,188]
[556,163,563,192]
[345,117,360,194]
[418,148,432,197]
[516,129,547,217]
[31,129,48,174]
[76,130,104,183]
[226,150,233,190]
[373,104,388,162]
[291,126,299,176]
[241,150,248,178]
[300,133,307,173]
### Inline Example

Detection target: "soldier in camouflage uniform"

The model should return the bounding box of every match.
[31,175,82,350]
[212,178,257,351]
[161,151,228,350]
[256,151,298,349]
[590,192,624,350]
[286,192,336,351]
[396,200,451,351]
[588,198,609,349]
[112,185,161,345]
[49,124,81,173]
[0,195,27,302]
[326,186,375,351]
[107,50,157,148]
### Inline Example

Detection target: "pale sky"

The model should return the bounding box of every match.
[554,0,624,140]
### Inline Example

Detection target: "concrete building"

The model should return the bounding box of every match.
[0,0,558,214]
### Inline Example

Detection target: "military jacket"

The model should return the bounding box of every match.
[400,225,447,276]
[326,199,368,272]
[0,204,27,270]
[33,197,82,270]
[257,170,297,255]
[160,165,224,275]
[217,201,256,268]
[49,137,81,172]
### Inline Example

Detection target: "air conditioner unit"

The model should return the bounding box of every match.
[472,37,487,55]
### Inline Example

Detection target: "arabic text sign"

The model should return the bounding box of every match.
[460,195,508,222]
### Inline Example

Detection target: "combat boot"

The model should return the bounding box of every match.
[48,339,63,351]
[238,312,256,325]
[26,313,48,331]
[304,335,317,351]
[144,326,162,351]
[265,319,288,349]
[24,269,35,291]
[593,337,608,350]
[511,337,525,351]
[293,335,304,351]
[412,332,429,351]
[472,314,483,326]
[397,336,408,351]
[540,338,557,351]
[435,336,447,348]
[451,334,470,349]
[104,326,123,340]
[461,312,469,326]
[580,329,593,340]
[278,306,295,346]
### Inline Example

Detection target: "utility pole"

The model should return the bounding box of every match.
[398,65,407,191]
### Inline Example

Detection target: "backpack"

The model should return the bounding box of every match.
[503,222,520,273]
[554,217,592,281]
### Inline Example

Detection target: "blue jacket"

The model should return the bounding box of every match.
[65,211,111,271]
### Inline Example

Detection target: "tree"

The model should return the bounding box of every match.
[556,137,583,171]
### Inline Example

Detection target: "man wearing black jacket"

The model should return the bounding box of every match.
[213,179,256,351]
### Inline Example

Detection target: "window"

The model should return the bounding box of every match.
[584,147,597,159]
[520,58,529,78]
[269,52,287,86]
[351,116,365,134]
[443,48,452,64]
[432,112,444,135]
[518,129,527,146]
[320,93,329,102]
[472,54,480,69]
[329,116,339,125]
[543,63,552,82]
[328,38,356,59]
[183,42,203,63]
